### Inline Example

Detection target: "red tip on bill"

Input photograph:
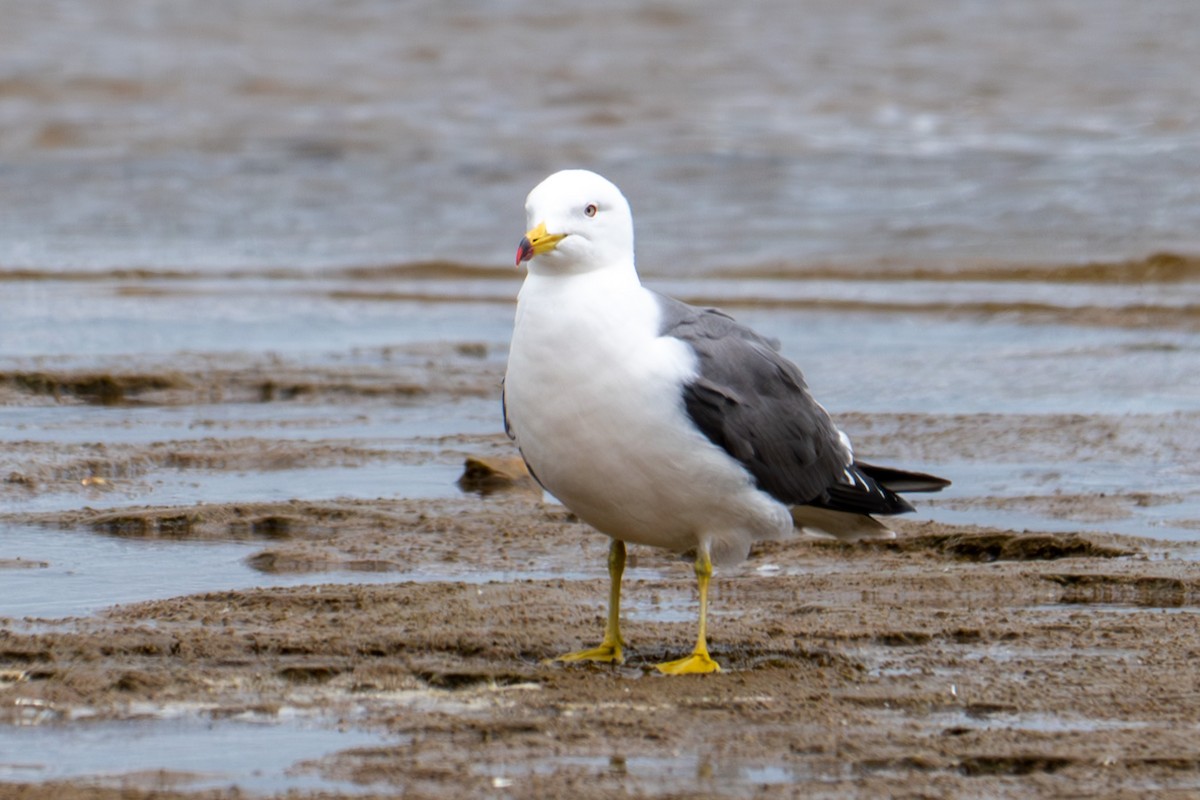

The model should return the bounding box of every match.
[516,237,534,267]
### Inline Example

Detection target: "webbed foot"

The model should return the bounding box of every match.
[551,641,624,665]
[655,650,721,675]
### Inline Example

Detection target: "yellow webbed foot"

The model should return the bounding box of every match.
[552,641,624,665]
[655,651,721,675]
[550,540,628,667]
[654,545,722,675]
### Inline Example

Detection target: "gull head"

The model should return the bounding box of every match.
[516,170,635,275]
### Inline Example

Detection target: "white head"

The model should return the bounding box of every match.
[516,170,635,275]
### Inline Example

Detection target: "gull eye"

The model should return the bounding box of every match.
[584,203,598,218]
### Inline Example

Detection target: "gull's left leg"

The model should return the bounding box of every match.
[554,539,626,664]
[656,543,721,675]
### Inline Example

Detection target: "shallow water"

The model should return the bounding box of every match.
[0,713,386,794]
[0,521,709,620]
[5,275,1197,416]
[1,1,1199,272]
[737,306,1199,416]
[3,278,1198,630]
[0,279,518,359]
[924,461,1200,541]
[0,524,430,619]
[0,714,879,796]
[2,462,466,515]
[0,397,499,446]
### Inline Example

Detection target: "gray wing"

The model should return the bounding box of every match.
[654,292,915,514]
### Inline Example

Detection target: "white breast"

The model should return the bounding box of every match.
[504,269,793,565]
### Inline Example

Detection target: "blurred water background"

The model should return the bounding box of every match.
[1,0,1197,273]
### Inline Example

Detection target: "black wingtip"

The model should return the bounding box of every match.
[807,463,916,517]
[855,461,951,493]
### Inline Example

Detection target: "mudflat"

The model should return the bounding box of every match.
[3,494,1200,798]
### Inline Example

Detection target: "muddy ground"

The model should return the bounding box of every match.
[4,462,1200,798]
[2,284,1200,798]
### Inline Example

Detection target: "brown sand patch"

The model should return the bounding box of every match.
[5,492,1200,797]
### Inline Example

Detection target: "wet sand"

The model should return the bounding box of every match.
[2,269,1200,797]
[4,497,1200,798]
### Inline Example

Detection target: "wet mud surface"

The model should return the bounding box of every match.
[4,499,1200,799]
[2,261,1200,797]
[2,326,1200,797]
[0,364,1195,800]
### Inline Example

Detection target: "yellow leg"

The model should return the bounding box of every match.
[555,540,626,664]
[656,545,721,675]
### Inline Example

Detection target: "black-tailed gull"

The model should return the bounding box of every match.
[504,169,949,674]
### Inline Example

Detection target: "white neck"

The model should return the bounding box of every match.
[522,257,641,286]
